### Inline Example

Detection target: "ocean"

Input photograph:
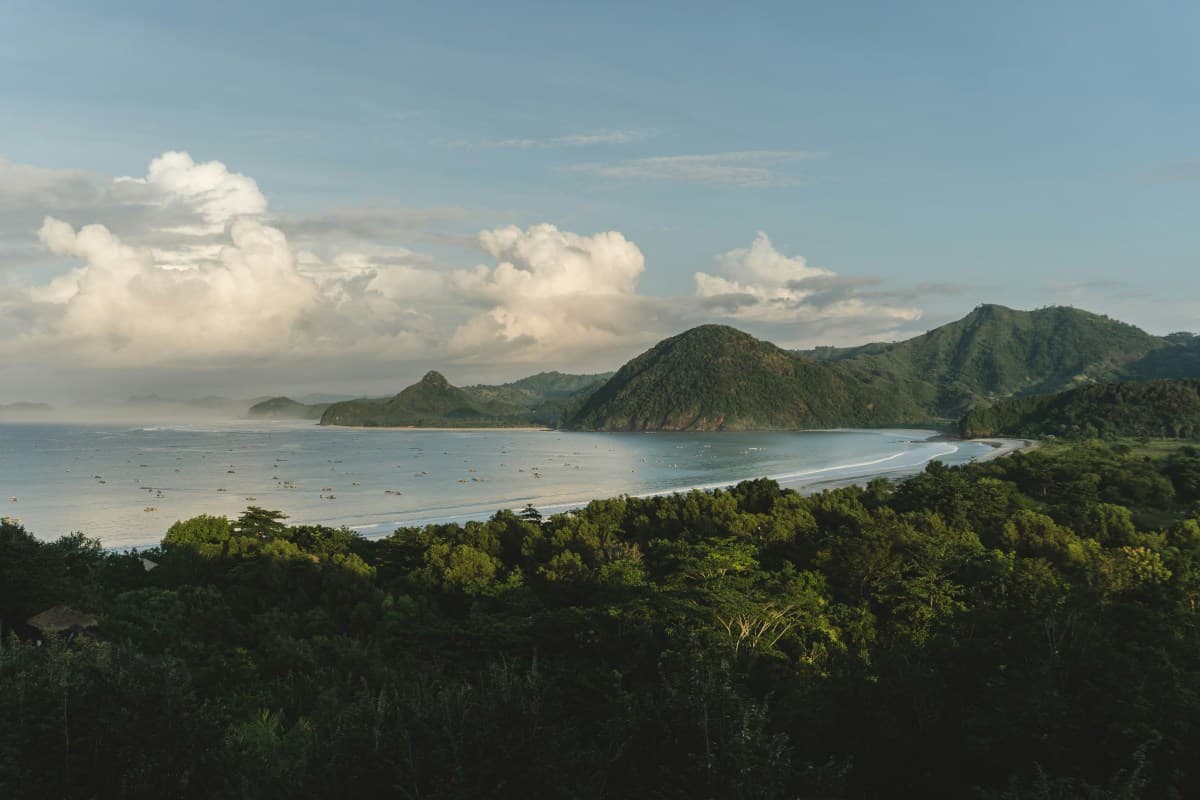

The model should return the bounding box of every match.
[0,422,996,548]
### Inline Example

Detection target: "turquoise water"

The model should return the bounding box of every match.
[0,422,995,547]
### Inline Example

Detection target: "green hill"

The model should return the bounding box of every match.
[319,371,521,427]
[565,324,925,431]
[803,304,1167,417]
[1125,334,1200,380]
[247,396,330,420]
[318,370,608,427]
[298,306,1198,433]
[959,379,1200,439]
[463,371,613,425]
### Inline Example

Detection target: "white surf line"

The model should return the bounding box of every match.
[405,450,923,521]
[345,441,971,536]
[623,443,960,501]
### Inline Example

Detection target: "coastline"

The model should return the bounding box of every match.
[349,433,1036,538]
[11,425,1039,549]
[969,437,1040,462]
[316,424,553,432]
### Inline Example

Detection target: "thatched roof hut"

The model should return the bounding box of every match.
[26,606,98,634]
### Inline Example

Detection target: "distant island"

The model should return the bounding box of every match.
[0,402,52,419]
[306,304,1200,434]
[247,396,331,420]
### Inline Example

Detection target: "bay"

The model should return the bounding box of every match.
[0,422,997,547]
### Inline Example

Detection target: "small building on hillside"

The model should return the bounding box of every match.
[26,605,98,644]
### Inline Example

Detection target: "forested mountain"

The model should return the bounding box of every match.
[1125,333,1200,380]
[320,371,521,426]
[565,325,925,431]
[568,306,1200,432]
[464,370,613,405]
[319,370,607,427]
[803,304,1168,417]
[6,441,1200,797]
[462,370,613,424]
[960,379,1200,439]
[304,306,1196,432]
[247,396,330,420]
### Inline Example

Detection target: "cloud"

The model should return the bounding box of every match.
[1,149,942,398]
[112,151,267,234]
[0,158,107,213]
[4,152,666,373]
[693,232,922,327]
[448,223,656,361]
[565,151,823,187]
[0,152,457,370]
[30,215,320,360]
[275,207,469,246]
[0,152,267,268]
[486,130,648,149]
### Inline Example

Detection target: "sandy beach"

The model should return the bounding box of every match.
[969,437,1040,462]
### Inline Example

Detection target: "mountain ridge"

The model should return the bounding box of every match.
[307,305,1200,432]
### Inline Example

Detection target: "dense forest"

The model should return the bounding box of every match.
[5,441,1200,798]
[567,306,1200,432]
[803,304,1171,416]
[566,324,925,431]
[960,379,1200,439]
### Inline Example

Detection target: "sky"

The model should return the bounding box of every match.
[1,0,1198,403]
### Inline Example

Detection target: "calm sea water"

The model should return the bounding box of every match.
[0,422,995,547]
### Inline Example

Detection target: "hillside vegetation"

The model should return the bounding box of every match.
[569,305,1200,432]
[960,379,1200,439]
[301,306,1198,432]
[566,325,926,431]
[319,370,608,427]
[803,304,1168,417]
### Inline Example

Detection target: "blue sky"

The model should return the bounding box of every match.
[1,0,1198,398]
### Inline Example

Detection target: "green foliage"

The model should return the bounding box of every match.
[567,324,925,431]
[6,443,1200,797]
[806,304,1170,418]
[320,369,609,428]
[568,307,1200,432]
[316,307,1197,432]
[960,379,1200,439]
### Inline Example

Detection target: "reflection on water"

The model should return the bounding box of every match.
[0,422,993,547]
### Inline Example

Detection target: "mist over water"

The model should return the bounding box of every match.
[0,422,994,548]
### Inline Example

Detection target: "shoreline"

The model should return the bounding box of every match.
[344,434,1037,539]
[18,427,1036,550]
[969,437,1040,462]
[315,424,553,432]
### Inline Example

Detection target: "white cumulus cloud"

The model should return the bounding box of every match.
[114,150,267,234]
[32,215,320,361]
[1,149,939,396]
[449,223,652,361]
[694,232,922,327]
